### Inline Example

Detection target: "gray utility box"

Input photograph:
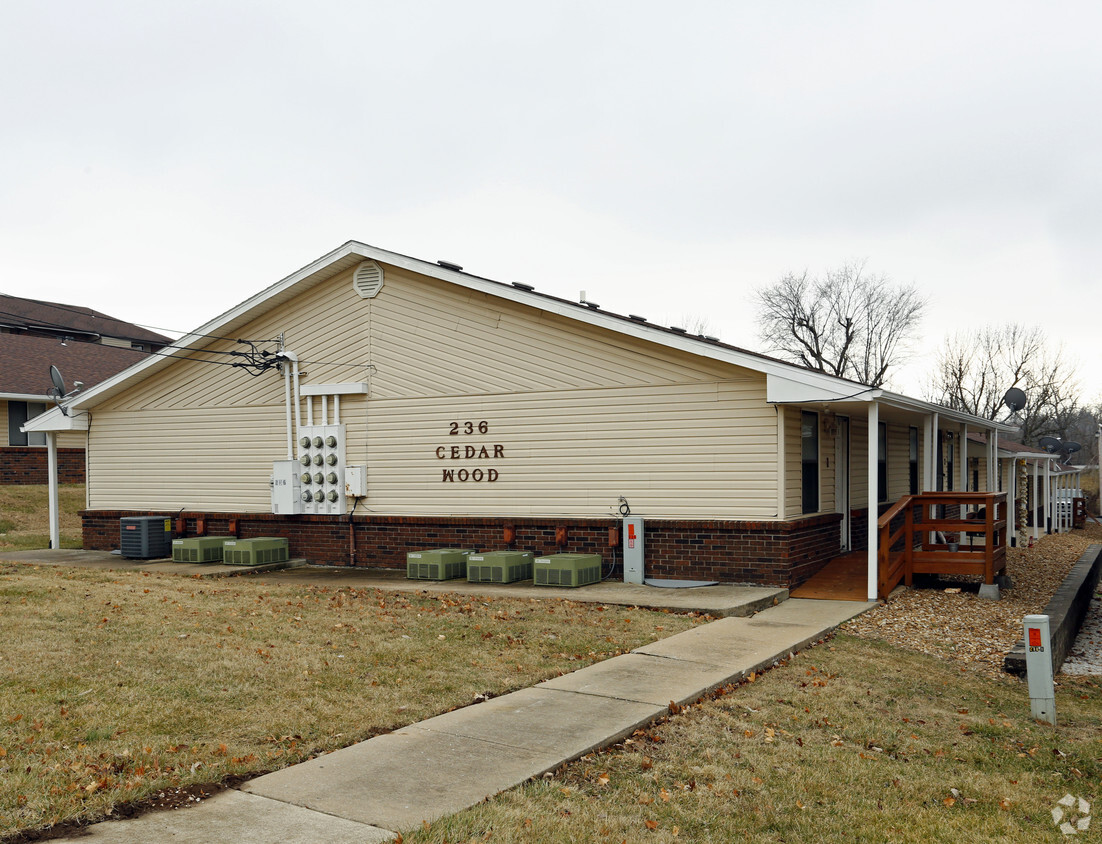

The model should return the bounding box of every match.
[120,516,174,559]
[223,537,290,566]
[407,549,472,581]
[467,551,534,584]
[172,536,236,564]
[533,553,602,588]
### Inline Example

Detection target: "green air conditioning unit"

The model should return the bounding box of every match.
[406,549,473,581]
[533,553,602,588]
[223,537,290,566]
[467,551,534,584]
[171,536,236,563]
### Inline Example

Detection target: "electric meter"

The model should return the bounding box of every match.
[294,423,348,515]
[300,491,312,503]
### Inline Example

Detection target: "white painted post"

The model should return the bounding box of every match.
[1024,614,1056,725]
[776,408,786,518]
[867,402,879,602]
[47,432,60,550]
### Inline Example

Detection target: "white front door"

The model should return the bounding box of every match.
[835,416,851,551]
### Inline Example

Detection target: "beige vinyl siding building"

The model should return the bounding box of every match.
[29,241,1014,595]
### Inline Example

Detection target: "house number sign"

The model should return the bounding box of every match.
[437,420,503,482]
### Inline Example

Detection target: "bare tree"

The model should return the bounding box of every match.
[925,324,1081,445]
[755,261,925,387]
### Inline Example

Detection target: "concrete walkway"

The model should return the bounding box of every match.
[50,595,872,842]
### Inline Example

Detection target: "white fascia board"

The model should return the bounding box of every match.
[0,393,51,402]
[875,391,1018,434]
[22,405,88,431]
[299,382,369,396]
[765,374,880,404]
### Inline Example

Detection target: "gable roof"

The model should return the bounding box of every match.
[0,333,150,398]
[24,240,1016,434]
[0,294,170,345]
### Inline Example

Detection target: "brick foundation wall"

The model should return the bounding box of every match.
[81,510,845,589]
[0,447,84,485]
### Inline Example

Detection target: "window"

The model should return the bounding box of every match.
[877,422,888,502]
[908,427,919,495]
[801,411,819,513]
[7,401,46,446]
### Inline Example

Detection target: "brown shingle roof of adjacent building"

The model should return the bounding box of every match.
[0,333,150,396]
[0,294,170,346]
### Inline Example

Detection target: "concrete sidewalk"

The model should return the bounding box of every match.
[52,597,872,843]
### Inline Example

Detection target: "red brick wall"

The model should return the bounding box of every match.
[0,447,85,485]
[81,509,844,588]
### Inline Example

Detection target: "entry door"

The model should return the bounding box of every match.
[835,416,851,551]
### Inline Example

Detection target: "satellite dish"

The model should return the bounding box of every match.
[49,365,66,396]
[1002,387,1027,413]
[1065,441,1082,454]
[1038,436,1062,453]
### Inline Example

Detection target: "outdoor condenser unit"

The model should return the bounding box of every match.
[222,537,290,566]
[533,553,602,588]
[406,549,472,581]
[467,551,534,584]
[120,516,173,559]
[171,536,235,564]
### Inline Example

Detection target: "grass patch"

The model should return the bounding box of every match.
[0,565,706,836]
[407,634,1102,843]
[0,485,84,551]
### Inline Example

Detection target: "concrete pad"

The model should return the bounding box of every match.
[536,652,745,706]
[251,567,787,617]
[0,549,305,578]
[49,789,394,843]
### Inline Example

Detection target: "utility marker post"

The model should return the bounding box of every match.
[1024,614,1056,725]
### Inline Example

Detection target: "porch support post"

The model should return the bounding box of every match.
[867,401,879,601]
[922,415,934,492]
[47,431,60,550]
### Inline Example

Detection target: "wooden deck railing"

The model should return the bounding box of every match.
[877,492,1008,600]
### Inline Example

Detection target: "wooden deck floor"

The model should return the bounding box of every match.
[789,551,868,601]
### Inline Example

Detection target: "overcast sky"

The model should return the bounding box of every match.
[2,1,1099,404]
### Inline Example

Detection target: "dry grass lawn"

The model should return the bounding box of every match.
[408,635,1102,843]
[0,564,706,837]
[0,485,84,552]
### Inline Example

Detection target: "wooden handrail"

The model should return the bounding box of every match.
[877,491,1008,600]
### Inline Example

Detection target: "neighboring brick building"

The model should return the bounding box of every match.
[0,295,169,484]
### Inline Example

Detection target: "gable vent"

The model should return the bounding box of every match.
[352,260,384,299]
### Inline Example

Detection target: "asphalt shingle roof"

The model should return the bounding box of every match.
[0,294,170,345]
[0,333,149,396]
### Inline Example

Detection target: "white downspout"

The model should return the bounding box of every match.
[867,401,879,602]
[283,363,293,459]
[47,431,60,549]
[1008,456,1017,546]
